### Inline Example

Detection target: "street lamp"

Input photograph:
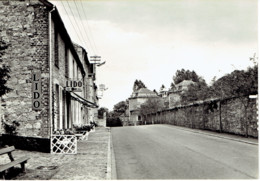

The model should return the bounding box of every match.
[98,84,108,99]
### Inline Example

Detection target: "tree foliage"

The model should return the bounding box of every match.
[0,40,11,97]
[169,82,176,91]
[173,69,202,84]
[180,65,258,104]
[98,107,109,119]
[107,101,128,127]
[113,100,128,117]
[159,84,165,92]
[140,97,165,116]
[133,79,146,91]
[180,82,212,104]
[153,89,158,95]
[212,65,258,98]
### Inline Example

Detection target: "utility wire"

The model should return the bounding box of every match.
[60,0,82,46]
[79,0,99,55]
[73,0,96,55]
[65,0,88,50]
[65,0,93,53]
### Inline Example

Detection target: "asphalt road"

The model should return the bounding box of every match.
[111,125,258,179]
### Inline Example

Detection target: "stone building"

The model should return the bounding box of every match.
[128,88,158,126]
[0,0,98,150]
[168,80,195,108]
[74,43,99,124]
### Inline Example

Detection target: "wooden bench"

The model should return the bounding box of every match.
[0,146,30,179]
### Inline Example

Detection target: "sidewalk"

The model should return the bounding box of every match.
[2,127,111,180]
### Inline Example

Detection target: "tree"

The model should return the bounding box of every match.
[180,82,211,104]
[153,89,158,95]
[106,101,128,127]
[113,100,128,117]
[133,80,146,91]
[159,84,165,92]
[173,69,201,84]
[169,82,176,91]
[171,69,209,104]
[140,97,165,124]
[98,107,109,119]
[212,65,258,98]
[0,40,11,97]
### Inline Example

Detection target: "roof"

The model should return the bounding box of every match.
[130,88,158,99]
[73,43,91,66]
[177,80,195,87]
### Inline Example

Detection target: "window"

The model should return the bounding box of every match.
[54,25,59,68]
[65,45,68,77]
[138,115,141,121]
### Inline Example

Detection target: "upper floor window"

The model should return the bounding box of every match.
[54,25,59,68]
[65,45,68,77]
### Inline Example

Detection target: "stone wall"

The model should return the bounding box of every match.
[145,95,258,138]
[97,112,107,127]
[0,0,50,138]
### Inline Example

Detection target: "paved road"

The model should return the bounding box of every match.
[111,125,258,179]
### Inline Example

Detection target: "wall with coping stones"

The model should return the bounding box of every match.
[145,95,258,138]
[0,0,50,138]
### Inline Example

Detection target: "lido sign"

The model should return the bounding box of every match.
[65,80,83,92]
[32,71,42,110]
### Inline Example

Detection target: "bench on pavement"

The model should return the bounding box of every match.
[0,146,30,179]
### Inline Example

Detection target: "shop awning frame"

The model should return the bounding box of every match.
[69,91,98,108]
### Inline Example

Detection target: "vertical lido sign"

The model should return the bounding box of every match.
[32,71,42,110]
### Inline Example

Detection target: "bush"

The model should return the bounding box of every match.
[106,117,122,127]
[3,120,20,135]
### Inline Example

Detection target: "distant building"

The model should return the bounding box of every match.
[168,80,195,108]
[158,87,168,98]
[128,88,158,126]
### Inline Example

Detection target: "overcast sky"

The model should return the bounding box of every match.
[50,0,258,110]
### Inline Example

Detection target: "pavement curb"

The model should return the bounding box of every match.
[166,125,258,146]
[106,128,112,180]
[111,130,117,180]
[106,127,117,180]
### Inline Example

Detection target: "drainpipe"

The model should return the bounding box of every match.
[49,6,55,137]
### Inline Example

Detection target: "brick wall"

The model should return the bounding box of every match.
[0,0,50,137]
[145,95,258,138]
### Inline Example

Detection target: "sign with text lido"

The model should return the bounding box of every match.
[65,80,83,92]
[32,71,42,110]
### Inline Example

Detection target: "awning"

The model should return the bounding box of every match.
[70,92,98,108]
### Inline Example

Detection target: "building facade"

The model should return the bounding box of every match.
[128,88,158,126]
[0,0,98,144]
[168,80,195,108]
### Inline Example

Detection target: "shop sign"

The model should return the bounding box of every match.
[65,80,83,92]
[32,71,42,110]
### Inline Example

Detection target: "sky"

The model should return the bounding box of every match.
[50,0,258,111]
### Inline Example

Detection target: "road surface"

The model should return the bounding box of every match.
[111,125,258,179]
